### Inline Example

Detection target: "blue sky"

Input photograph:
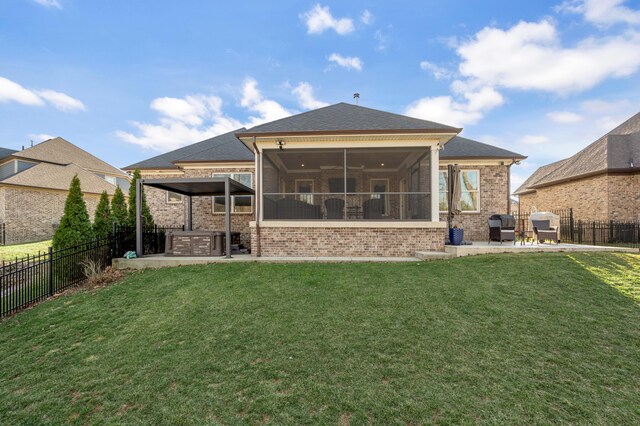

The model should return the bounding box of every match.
[1,0,640,191]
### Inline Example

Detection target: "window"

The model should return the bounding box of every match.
[166,191,183,204]
[295,179,314,204]
[439,170,480,212]
[104,175,117,185]
[370,178,390,215]
[212,173,253,213]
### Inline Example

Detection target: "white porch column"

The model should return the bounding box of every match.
[430,145,440,222]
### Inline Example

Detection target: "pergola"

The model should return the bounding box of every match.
[135,177,255,258]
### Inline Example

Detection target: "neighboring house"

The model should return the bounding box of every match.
[515,112,640,222]
[126,103,525,256]
[0,137,129,244]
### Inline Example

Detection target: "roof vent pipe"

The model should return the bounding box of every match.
[353,93,360,104]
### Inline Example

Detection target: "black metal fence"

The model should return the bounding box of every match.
[0,239,112,318]
[512,208,639,249]
[0,223,5,246]
[112,224,184,258]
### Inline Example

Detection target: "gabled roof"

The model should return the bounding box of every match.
[0,162,121,195]
[237,102,460,136]
[514,112,640,194]
[123,128,252,170]
[441,136,526,160]
[0,147,17,161]
[12,137,126,176]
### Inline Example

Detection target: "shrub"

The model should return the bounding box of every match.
[53,175,95,250]
[93,191,112,239]
[111,186,128,226]
[127,169,154,228]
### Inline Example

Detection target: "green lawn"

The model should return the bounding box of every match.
[1,253,639,424]
[0,239,52,262]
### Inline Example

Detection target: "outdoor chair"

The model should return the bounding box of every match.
[531,219,560,244]
[325,198,345,219]
[488,218,516,245]
[363,198,384,219]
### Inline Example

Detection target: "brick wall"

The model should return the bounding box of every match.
[518,174,610,221]
[608,173,640,221]
[252,225,446,257]
[439,165,509,241]
[0,186,101,244]
[142,167,255,248]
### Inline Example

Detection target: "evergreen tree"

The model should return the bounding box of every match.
[93,191,112,239]
[111,186,128,226]
[53,175,95,249]
[127,169,154,228]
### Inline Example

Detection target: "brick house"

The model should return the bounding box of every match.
[515,112,640,222]
[0,137,129,244]
[126,103,525,257]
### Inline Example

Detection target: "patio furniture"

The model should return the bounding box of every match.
[531,220,559,244]
[325,198,345,219]
[362,198,384,219]
[275,198,322,219]
[488,214,516,245]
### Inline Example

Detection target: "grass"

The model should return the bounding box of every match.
[1,252,639,424]
[0,239,52,262]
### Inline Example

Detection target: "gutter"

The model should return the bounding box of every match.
[252,137,261,257]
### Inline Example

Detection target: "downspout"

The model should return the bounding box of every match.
[252,137,261,257]
[507,159,514,215]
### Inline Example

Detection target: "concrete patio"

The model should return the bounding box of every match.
[112,242,637,269]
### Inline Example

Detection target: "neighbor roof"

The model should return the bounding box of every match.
[441,136,526,160]
[123,128,252,170]
[514,112,640,194]
[0,162,121,195]
[12,137,126,176]
[0,147,17,161]
[237,102,461,136]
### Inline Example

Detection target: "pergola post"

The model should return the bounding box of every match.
[135,178,143,257]
[186,196,193,231]
[430,145,440,222]
[225,176,232,258]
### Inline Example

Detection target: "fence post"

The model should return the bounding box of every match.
[569,208,574,242]
[592,221,596,245]
[48,246,54,297]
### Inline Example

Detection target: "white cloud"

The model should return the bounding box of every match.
[328,53,363,71]
[33,0,61,8]
[240,78,293,127]
[547,111,584,123]
[0,77,44,106]
[117,78,295,152]
[35,90,86,112]
[405,86,504,127]
[292,82,329,109]
[28,133,55,142]
[0,76,85,111]
[374,30,390,51]
[301,4,354,35]
[520,134,550,145]
[420,61,451,80]
[557,0,640,26]
[361,9,374,25]
[456,19,640,94]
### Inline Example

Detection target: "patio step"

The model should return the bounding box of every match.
[415,251,455,261]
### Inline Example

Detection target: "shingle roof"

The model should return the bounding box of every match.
[0,162,121,195]
[514,112,640,194]
[123,128,251,170]
[12,137,126,176]
[238,102,460,135]
[441,136,526,160]
[0,147,17,161]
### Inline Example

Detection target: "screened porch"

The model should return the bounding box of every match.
[261,147,436,221]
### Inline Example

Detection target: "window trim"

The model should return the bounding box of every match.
[211,172,254,214]
[369,178,391,216]
[166,191,184,204]
[439,169,481,214]
[295,179,315,204]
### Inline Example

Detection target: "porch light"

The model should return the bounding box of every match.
[380,163,385,166]
[301,163,305,167]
